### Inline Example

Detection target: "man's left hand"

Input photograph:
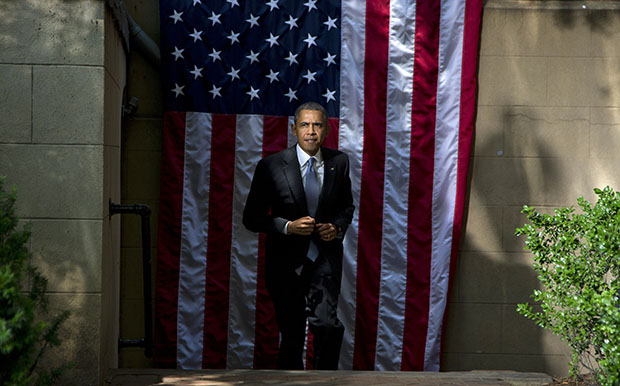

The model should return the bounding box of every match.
[315,223,339,241]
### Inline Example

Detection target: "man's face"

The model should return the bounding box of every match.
[291,109,328,156]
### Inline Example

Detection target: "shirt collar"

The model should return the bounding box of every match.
[296,144,322,167]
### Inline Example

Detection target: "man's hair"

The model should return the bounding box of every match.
[294,102,328,127]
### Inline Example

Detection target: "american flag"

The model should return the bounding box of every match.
[154,0,482,371]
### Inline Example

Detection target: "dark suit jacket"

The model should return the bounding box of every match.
[243,146,355,293]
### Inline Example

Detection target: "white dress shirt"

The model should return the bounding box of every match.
[282,145,324,234]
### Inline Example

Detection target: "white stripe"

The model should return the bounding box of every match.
[425,0,465,371]
[375,0,416,371]
[337,0,366,370]
[177,112,212,369]
[227,115,264,368]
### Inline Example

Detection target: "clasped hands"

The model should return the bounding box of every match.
[288,216,338,241]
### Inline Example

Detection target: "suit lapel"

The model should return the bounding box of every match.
[282,146,308,213]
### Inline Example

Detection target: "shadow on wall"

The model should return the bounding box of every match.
[443,3,620,376]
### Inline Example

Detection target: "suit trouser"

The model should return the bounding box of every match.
[271,255,344,370]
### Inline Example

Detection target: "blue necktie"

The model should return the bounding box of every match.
[305,157,319,262]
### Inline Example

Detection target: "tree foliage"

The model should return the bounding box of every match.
[0,177,70,385]
[516,186,620,385]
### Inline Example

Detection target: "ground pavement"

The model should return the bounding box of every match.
[106,369,553,386]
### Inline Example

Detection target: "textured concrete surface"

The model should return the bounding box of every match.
[106,369,554,386]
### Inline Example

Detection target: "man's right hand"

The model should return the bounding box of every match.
[287,216,316,236]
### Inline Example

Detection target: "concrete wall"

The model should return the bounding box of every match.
[442,0,620,376]
[0,0,125,384]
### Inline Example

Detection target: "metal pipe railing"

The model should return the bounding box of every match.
[109,200,153,358]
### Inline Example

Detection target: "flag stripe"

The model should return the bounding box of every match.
[374,0,416,371]
[154,111,186,368]
[202,114,236,368]
[177,112,212,369]
[227,115,263,368]
[252,116,290,368]
[424,0,466,371]
[402,0,442,370]
[352,0,390,370]
[336,0,366,370]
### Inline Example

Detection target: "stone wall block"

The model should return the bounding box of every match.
[122,118,163,151]
[125,149,162,200]
[590,10,620,57]
[41,294,101,386]
[542,10,592,58]
[104,71,122,148]
[501,304,568,356]
[0,65,32,143]
[478,56,547,107]
[546,57,594,107]
[480,9,545,57]
[502,107,590,158]
[0,0,104,65]
[33,66,104,144]
[0,144,103,219]
[469,157,592,207]
[443,303,502,354]
[591,58,620,107]
[128,55,162,116]
[461,205,503,252]
[456,252,538,304]
[30,219,102,293]
[473,106,504,157]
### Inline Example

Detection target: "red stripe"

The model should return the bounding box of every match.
[154,111,186,368]
[352,0,390,370]
[401,0,442,371]
[441,0,483,361]
[324,118,340,149]
[253,116,289,368]
[202,114,236,368]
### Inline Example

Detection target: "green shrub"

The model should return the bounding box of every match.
[0,177,70,386]
[516,186,620,385]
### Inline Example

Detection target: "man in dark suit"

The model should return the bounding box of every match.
[243,102,354,370]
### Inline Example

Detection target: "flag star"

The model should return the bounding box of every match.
[247,86,260,100]
[304,0,317,11]
[324,52,337,66]
[302,69,317,84]
[189,65,203,79]
[209,48,222,62]
[208,11,222,26]
[171,46,184,61]
[266,0,279,11]
[227,30,240,45]
[246,50,260,64]
[169,10,183,24]
[284,88,298,102]
[247,13,260,28]
[266,69,279,83]
[227,67,240,81]
[193,0,201,5]
[266,33,279,47]
[209,85,222,98]
[323,88,336,102]
[324,16,338,30]
[189,28,203,42]
[172,83,184,97]
[285,51,298,65]
[284,15,298,30]
[303,33,317,48]
[226,0,239,8]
